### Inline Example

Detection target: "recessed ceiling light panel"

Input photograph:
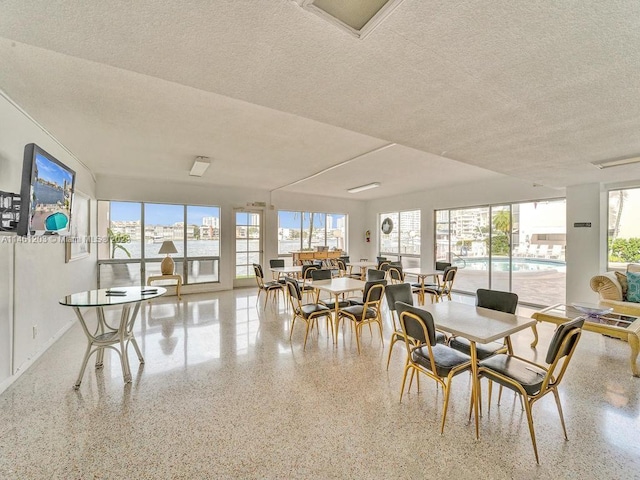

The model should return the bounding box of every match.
[190,156,211,177]
[347,182,381,193]
[295,0,405,39]
[591,155,640,169]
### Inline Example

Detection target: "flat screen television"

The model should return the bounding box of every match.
[17,143,76,236]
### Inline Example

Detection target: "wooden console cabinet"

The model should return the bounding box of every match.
[291,250,342,266]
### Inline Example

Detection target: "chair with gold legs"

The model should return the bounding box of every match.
[422,266,457,303]
[384,283,447,370]
[285,278,332,349]
[396,301,471,434]
[478,317,585,463]
[252,263,283,307]
[337,281,386,354]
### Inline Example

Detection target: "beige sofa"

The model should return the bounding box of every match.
[590,264,640,316]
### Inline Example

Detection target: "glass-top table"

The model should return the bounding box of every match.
[60,286,166,389]
[533,303,640,377]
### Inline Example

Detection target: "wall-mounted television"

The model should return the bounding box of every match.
[17,143,76,237]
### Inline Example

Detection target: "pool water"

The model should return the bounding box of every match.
[454,258,566,273]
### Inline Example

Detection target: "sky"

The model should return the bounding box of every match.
[111,202,220,225]
[35,153,74,187]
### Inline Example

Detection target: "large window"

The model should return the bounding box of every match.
[608,187,640,269]
[97,201,220,287]
[278,211,347,255]
[435,199,566,306]
[379,210,420,260]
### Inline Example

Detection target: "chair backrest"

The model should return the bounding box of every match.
[377,256,387,263]
[378,259,390,270]
[384,283,413,312]
[442,266,457,286]
[435,261,451,271]
[380,262,391,272]
[546,317,585,365]
[285,278,302,301]
[476,289,518,314]
[396,302,437,346]
[388,266,404,283]
[311,269,332,281]
[252,263,264,278]
[366,269,386,281]
[340,256,350,264]
[363,280,387,304]
[269,259,284,268]
[302,264,318,280]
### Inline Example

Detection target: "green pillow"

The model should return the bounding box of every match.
[626,271,640,303]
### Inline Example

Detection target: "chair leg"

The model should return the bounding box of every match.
[523,399,540,464]
[355,323,362,354]
[130,337,145,363]
[386,336,398,370]
[440,380,452,435]
[552,388,569,440]
[303,321,310,350]
[289,316,297,340]
[399,364,412,402]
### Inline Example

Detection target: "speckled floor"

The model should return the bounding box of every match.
[1,288,639,479]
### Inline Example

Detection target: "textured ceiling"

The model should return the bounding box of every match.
[0,0,639,199]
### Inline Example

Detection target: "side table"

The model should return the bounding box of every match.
[147,274,182,300]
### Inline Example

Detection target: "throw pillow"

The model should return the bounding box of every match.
[626,271,640,303]
[615,271,629,299]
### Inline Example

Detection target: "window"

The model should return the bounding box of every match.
[608,188,640,269]
[97,201,220,287]
[379,210,420,257]
[278,211,347,255]
[435,199,566,306]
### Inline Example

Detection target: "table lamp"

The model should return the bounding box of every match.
[158,240,178,275]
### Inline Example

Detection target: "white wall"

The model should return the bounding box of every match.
[0,93,96,393]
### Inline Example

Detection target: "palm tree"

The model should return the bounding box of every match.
[107,228,131,258]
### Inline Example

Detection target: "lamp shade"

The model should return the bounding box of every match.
[158,241,178,255]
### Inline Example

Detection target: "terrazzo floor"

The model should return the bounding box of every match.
[1,288,639,479]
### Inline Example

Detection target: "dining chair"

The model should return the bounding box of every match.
[449,289,518,359]
[300,264,319,301]
[396,301,472,434]
[269,258,287,283]
[252,263,283,306]
[337,280,386,353]
[337,258,361,279]
[478,317,585,463]
[366,269,386,281]
[384,283,446,370]
[422,266,457,303]
[285,278,332,349]
[387,265,405,284]
[435,261,451,271]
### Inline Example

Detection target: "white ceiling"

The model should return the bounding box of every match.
[0,1,639,200]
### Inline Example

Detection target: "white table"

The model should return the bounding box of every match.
[309,277,366,343]
[346,261,378,279]
[418,301,536,439]
[404,268,443,304]
[270,265,303,278]
[59,286,166,389]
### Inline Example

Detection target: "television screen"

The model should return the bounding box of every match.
[17,144,76,236]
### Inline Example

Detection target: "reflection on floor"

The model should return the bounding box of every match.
[1,288,639,478]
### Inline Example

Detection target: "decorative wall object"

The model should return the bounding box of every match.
[0,191,20,232]
[65,191,90,262]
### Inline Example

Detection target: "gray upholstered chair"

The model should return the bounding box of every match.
[366,269,386,281]
[338,280,386,353]
[449,289,518,360]
[478,318,585,463]
[252,263,283,306]
[384,283,446,369]
[422,266,457,303]
[396,301,471,434]
[285,278,332,349]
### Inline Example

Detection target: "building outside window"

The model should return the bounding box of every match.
[278,211,347,255]
[435,199,566,306]
[97,201,220,287]
[379,210,420,266]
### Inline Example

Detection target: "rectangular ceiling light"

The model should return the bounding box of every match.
[190,156,210,177]
[591,155,640,169]
[347,182,381,194]
[296,0,405,39]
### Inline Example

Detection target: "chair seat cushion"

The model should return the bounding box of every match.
[347,299,364,306]
[479,354,546,396]
[321,299,350,310]
[449,337,507,360]
[393,330,447,345]
[411,283,437,289]
[411,344,471,377]
[340,305,377,320]
[300,303,331,319]
[263,281,282,290]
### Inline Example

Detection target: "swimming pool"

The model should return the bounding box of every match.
[453,257,566,273]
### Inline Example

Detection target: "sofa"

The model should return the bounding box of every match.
[590,264,640,316]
